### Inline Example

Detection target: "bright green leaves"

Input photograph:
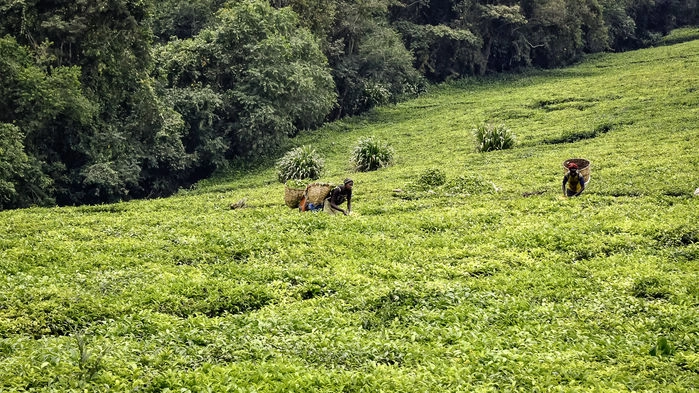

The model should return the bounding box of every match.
[350,136,394,172]
[473,122,516,152]
[275,145,325,183]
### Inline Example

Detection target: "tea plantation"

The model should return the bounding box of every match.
[1,29,698,392]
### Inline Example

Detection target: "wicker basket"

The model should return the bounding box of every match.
[563,158,591,183]
[305,182,334,205]
[284,185,306,208]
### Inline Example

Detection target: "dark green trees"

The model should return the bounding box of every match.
[0,0,336,208]
[0,35,91,208]
[155,0,336,168]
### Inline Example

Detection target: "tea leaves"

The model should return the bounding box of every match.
[1,30,698,392]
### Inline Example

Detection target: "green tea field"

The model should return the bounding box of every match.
[1,29,698,392]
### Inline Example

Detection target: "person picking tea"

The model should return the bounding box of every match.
[324,178,353,215]
[562,162,585,197]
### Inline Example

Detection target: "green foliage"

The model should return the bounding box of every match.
[418,168,447,187]
[276,146,325,183]
[631,277,671,300]
[0,36,89,208]
[285,178,308,190]
[157,0,336,159]
[0,124,29,209]
[73,332,107,383]
[0,1,190,206]
[1,37,699,391]
[151,0,225,41]
[443,174,500,195]
[649,337,675,357]
[350,136,394,172]
[328,0,425,118]
[473,122,516,152]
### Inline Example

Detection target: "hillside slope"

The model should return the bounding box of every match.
[1,30,698,392]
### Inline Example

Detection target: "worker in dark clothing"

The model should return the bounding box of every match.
[324,178,353,215]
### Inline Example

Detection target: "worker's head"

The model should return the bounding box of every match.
[567,162,578,172]
[344,178,354,189]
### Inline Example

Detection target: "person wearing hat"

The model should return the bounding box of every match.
[324,178,353,215]
[562,163,585,197]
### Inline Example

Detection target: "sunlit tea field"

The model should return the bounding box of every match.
[1,29,698,392]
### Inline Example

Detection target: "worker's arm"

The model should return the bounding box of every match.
[330,200,346,215]
[562,175,568,196]
[329,190,347,215]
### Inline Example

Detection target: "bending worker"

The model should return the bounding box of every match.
[562,162,585,197]
[324,178,353,215]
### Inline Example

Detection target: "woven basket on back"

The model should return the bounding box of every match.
[284,185,306,208]
[563,158,591,183]
[305,182,334,205]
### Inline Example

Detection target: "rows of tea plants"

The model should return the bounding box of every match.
[1,29,698,392]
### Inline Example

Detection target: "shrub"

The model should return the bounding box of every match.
[276,145,325,183]
[350,136,394,172]
[473,123,516,152]
[444,174,500,195]
[631,277,671,300]
[418,168,447,188]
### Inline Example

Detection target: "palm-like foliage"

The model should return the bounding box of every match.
[473,123,516,152]
[350,136,395,172]
[276,145,325,183]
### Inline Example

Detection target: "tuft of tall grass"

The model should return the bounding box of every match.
[473,123,516,152]
[350,136,394,172]
[276,145,325,183]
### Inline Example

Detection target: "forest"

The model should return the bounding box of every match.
[1,0,697,209]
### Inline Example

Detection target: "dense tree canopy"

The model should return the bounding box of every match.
[155,0,336,167]
[0,0,696,209]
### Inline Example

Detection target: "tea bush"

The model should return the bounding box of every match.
[350,136,394,172]
[1,31,699,392]
[275,145,325,182]
[473,122,516,152]
[418,168,447,188]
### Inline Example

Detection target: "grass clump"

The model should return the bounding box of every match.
[418,168,447,188]
[350,136,394,172]
[631,277,671,300]
[473,122,516,152]
[276,145,325,183]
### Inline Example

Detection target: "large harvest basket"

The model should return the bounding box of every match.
[305,182,334,205]
[284,185,306,208]
[563,158,591,183]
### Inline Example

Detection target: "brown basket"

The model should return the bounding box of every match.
[305,182,334,205]
[562,158,591,183]
[284,185,306,208]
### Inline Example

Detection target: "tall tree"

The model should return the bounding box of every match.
[0,34,91,208]
[156,0,336,167]
[151,0,227,42]
[326,0,425,118]
[0,0,190,204]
